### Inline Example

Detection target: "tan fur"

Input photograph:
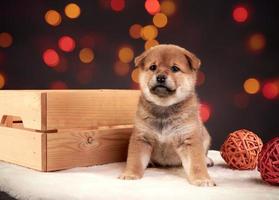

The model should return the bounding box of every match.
[119,44,215,186]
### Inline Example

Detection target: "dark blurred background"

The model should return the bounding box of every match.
[0,0,278,149]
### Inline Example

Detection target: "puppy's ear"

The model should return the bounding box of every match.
[180,48,201,70]
[134,50,148,68]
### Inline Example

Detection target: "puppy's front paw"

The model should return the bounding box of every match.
[118,172,142,180]
[190,178,216,187]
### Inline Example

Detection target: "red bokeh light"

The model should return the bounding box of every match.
[145,0,160,15]
[233,6,248,23]
[49,80,68,89]
[111,0,125,12]
[262,82,278,100]
[199,103,211,123]
[58,36,75,52]
[43,49,60,67]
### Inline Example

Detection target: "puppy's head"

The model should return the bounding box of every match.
[135,44,201,106]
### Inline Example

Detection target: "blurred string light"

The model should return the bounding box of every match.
[79,48,94,63]
[131,68,140,83]
[243,78,260,94]
[0,32,13,48]
[65,3,81,19]
[199,102,211,123]
[196,71,205,86]
[49,80,68,89]
[153,13,168,28]
[118,47,134,63]
[114,61,130,76]
[248,33,266,52]
[233,93,249,109]
[129,24,142,39]
[262,82,278,100]
[141,25,158,40]
[144,39,159,50]
[43,49,60,67]
[145,0,160,15]
[58,36,76,52]
[110,0,125,12]
[232,6,249,23]
[44,10,62,26]
[0,73,5,89]
[160,0,176,16]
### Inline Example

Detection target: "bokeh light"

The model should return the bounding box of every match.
[58,36,76,52]
[129,24,142,39]
[131,68,140,83]
[49,80,68,89]
[79,48,94,63]
[110,0,125,12]
[144,39,159,50]
[54,57,68,73]
[141,25,158,40]
[233,93,249,109]
[114,61,130,76]
[0,32,13,48]
[145,0,160,15]
[262,82,278,100]
[199,102,211,123]
[196,71,205,86]
[0,73,5,89]
[43,49,60,67]
[233,6,248,23]
[153,13,168,28]
[118,47,134,63]
[248,33,266,52]
[44,10,61,26]
[243,78,260,94]
[65,3,81,19]
[160,0,176,16]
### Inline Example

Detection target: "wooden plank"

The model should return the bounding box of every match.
[0,91,43,130]
[46,125,133,171]
[46,90,140,130]
[0,125,44,171]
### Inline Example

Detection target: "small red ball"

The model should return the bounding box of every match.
[257,137,279,185]
[220,129,263,169]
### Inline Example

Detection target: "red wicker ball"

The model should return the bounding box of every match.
[257,137,279,185]
[220,129,263,169]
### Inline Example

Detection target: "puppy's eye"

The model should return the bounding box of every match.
[171,65,180,73]
[149,64,157,71]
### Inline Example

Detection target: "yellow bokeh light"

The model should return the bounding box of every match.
[0,32,13,48]
[129,24,142,39]
[114,61,130,76]
[145,39,159,50]
[243,78,260,94]
[44,10,61,26]
[141,25,158,40]
[118,47,134,63]
[160,0,176,16]
[153,13,168,28]
[131,68,140,83]
[0,73,5,89]
[248,33,266,52]
[79,48,94,63]
[65,3,81,19]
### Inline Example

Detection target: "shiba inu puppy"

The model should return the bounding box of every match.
[119,44,215,186]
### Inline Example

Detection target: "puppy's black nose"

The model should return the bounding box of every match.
[156,74,166,83]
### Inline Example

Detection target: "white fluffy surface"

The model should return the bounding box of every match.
[0,151,278,200]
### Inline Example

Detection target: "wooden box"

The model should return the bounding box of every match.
[0,90,140,171]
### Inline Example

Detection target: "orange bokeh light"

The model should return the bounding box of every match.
[131,68,140,83]
[0,73,5,89]
[153,13,168,28]
[144,39,159,50]
[43,49,60,67]
[58,36,76,52]
[44,10,61,26]
[160,0,176,16]
[141,25,158,40]
[129,24,142,39]
[233,6,248,23]
[79,48,94,63]
[199,103,211,123]
[118,46,134,63]
[248,33,266,52]
[65,3,81,19]
[0,32,13,48]
[111,0,125,12]
[243,78,260,94]
[114,61,130,76]
[145,0,160,15]
[262,82,278,100]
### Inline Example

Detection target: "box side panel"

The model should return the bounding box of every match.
[0,91,42,130]
[46,127,132,171]
[0,126,44,171]
[46,90,140,130]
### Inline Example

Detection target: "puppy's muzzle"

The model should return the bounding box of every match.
[156,74,166,84]
[150,74,175,97]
